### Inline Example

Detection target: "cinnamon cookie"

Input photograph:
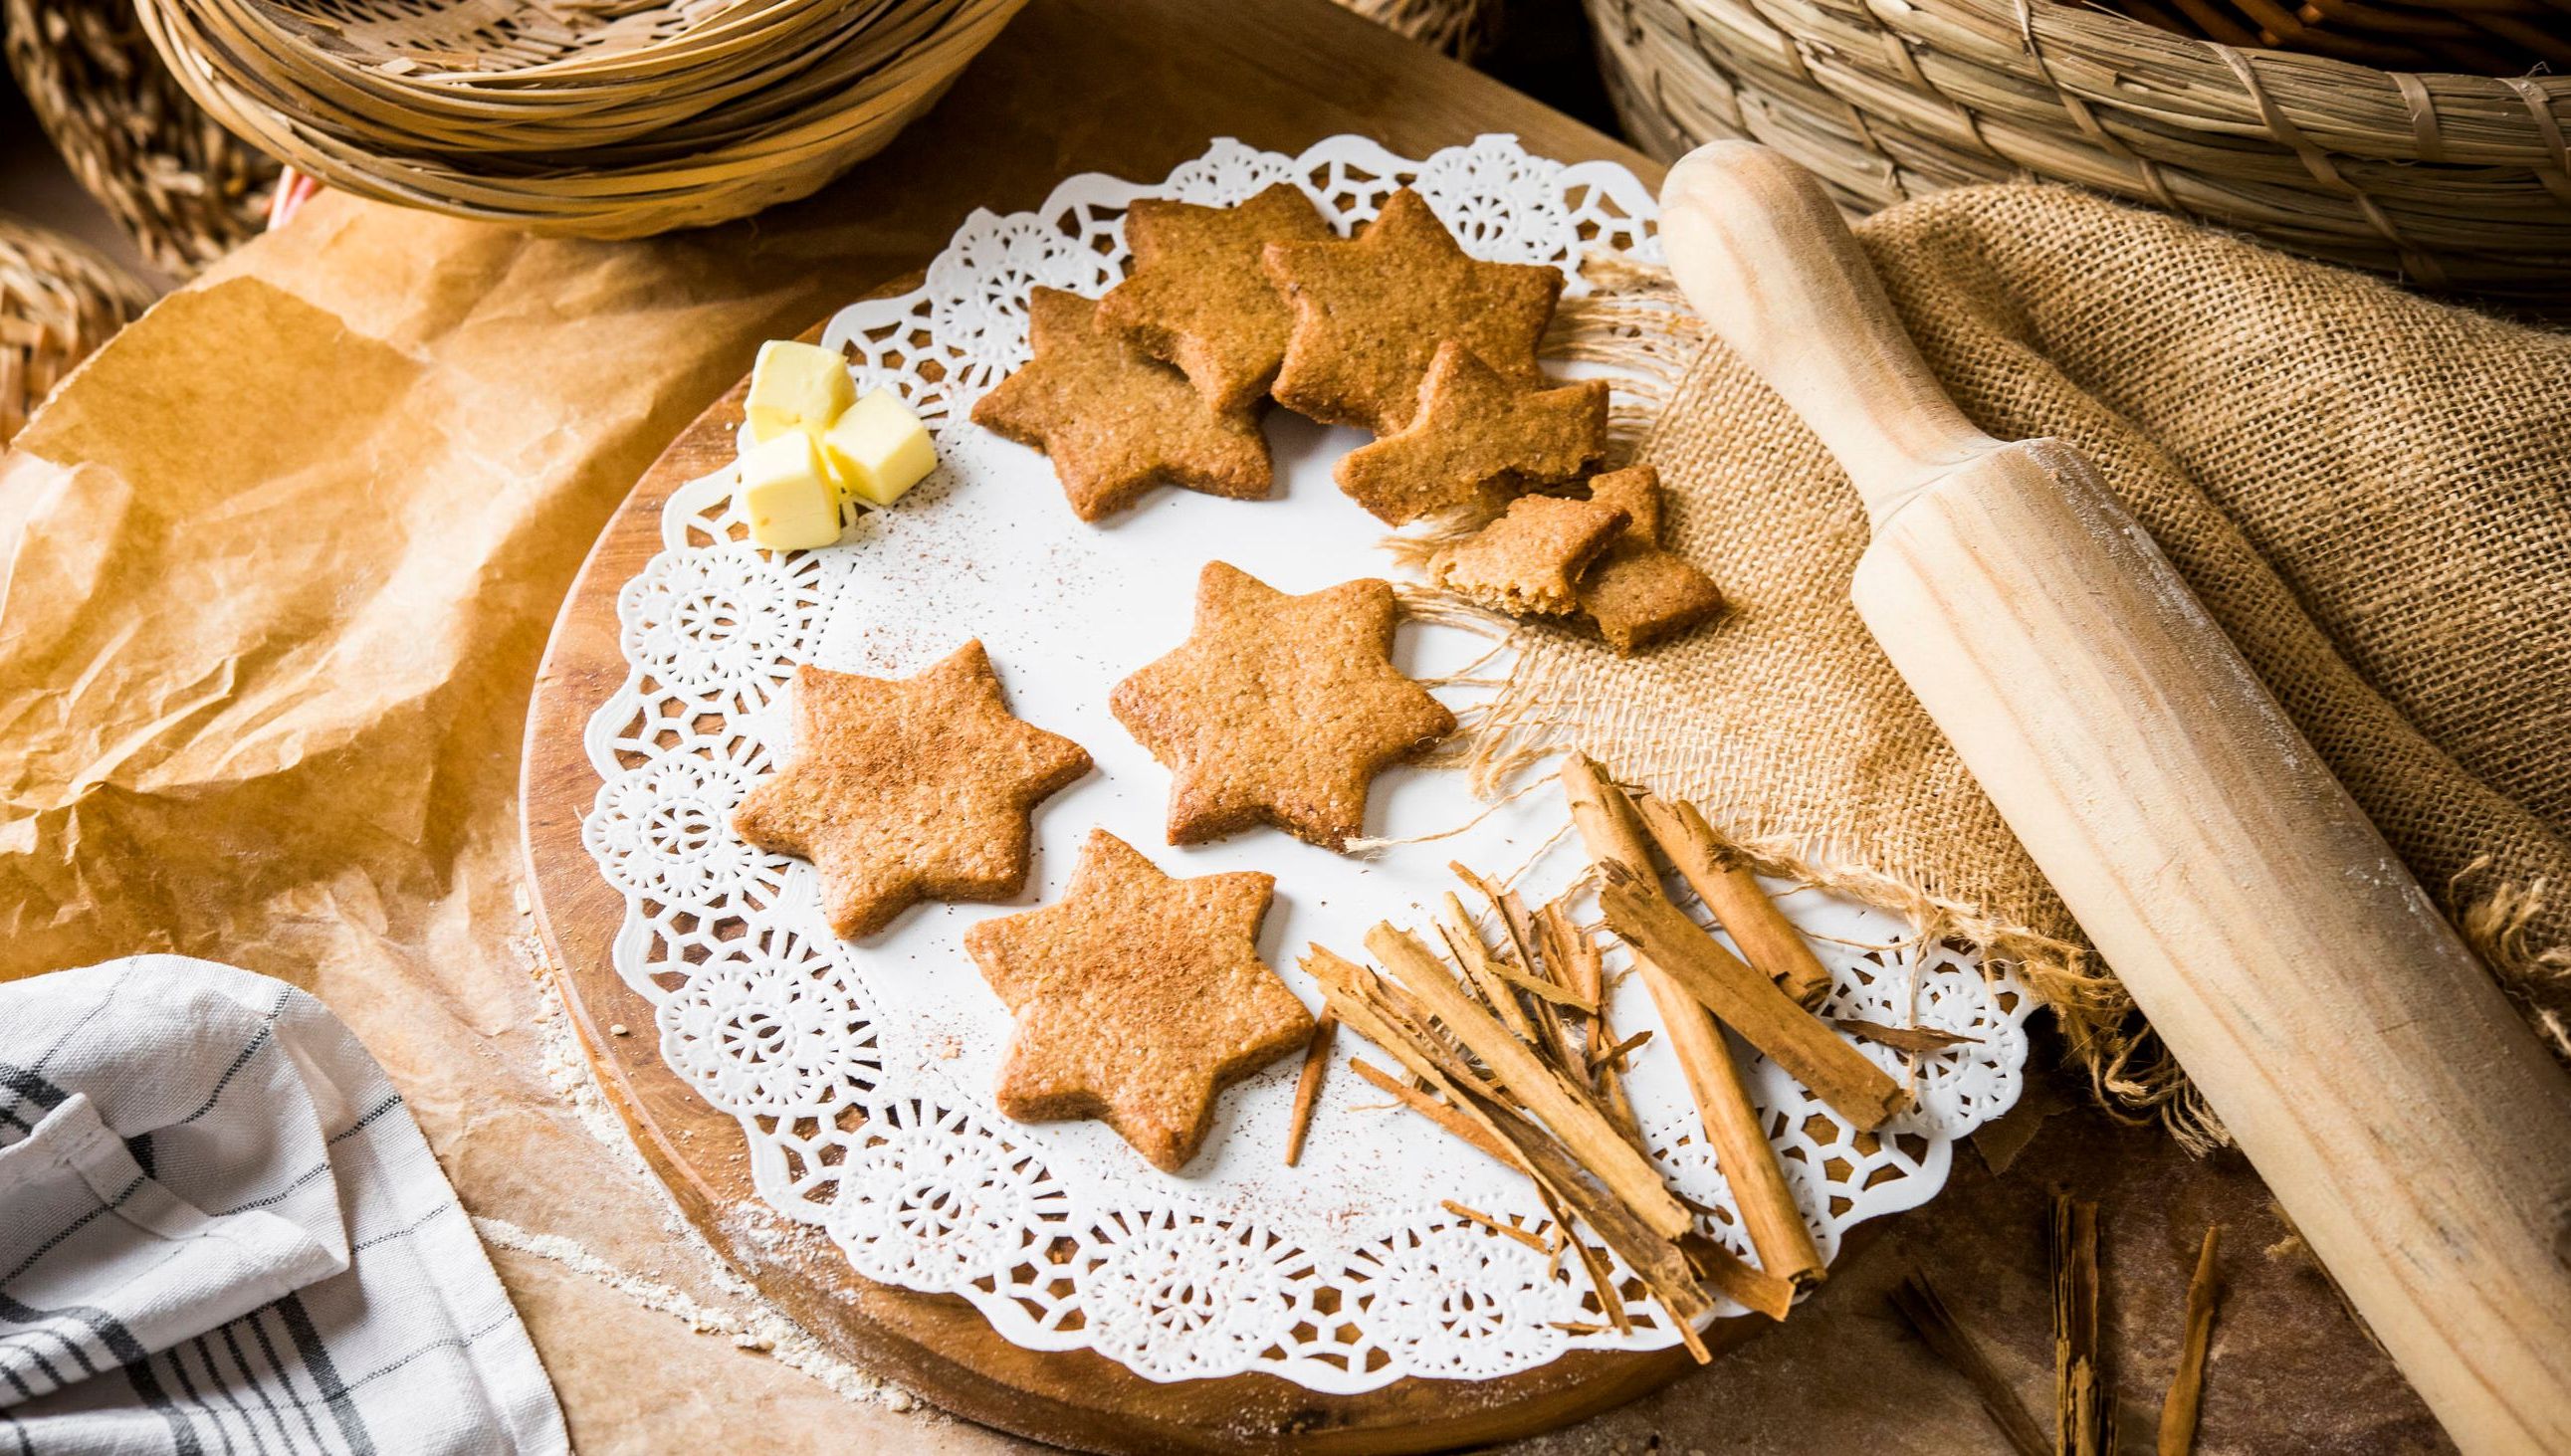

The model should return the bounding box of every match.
[1096,183,1334,414]
[1263,188,1564,431]
[965,828,1314,1171]
[731,642,1090,937]
[1429,493,1629,615]
[1333,341,1607,523]
[970,287,1271,521]
[1110,561,1456,851]
[1575,465,1727,653]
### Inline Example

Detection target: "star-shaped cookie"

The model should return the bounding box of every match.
[969,287,1272,521]
[1096,183,1335,414]
[1262,187,1565,431]
[1110,561,1456,851]
[965,828,1314,1171]
[1333,341,1608,523]
[731,642,1091,938]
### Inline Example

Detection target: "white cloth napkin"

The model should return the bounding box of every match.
[0,956,568,1455]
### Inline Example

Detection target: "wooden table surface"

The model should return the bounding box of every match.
[22,0,2449,1447]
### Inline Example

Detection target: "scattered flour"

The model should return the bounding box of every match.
[500,927,929,1417]
[475,1216,915,1413]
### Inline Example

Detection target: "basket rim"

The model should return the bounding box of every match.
[140,0,1021,230]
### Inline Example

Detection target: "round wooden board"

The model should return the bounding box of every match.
[519,323,1782,1454]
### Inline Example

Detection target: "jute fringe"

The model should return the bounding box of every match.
[1418,192,2571,1147]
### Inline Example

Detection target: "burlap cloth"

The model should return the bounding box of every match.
[1495,184,2571,1146]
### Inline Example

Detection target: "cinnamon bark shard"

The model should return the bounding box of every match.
[2157,1226,2222,1456]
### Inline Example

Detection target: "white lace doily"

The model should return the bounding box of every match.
[577,134,2033,1392]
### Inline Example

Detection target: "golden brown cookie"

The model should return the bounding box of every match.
[1262,188,1564,432]
[1110,561,1456,851]
[1096,183,1335,414]
[965,827,1314,1171]
[969,287,1271,521]
[731,642,1090,938]
[1572,465,1728,653]
[1333,341,1607,523]
[1429,494,1629,615]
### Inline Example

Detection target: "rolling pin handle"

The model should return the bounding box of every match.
[1658,141,2002,527]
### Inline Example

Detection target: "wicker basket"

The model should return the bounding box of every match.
[0,215,155,447]
[131,0,1028,237]
[4,0,278,277]
[1586,0,2571,307]
[1340,0,1508,58]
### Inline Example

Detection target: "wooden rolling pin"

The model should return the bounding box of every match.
[1656,141,2571,1455]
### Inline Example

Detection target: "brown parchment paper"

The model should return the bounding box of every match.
[0,187,1027,1453]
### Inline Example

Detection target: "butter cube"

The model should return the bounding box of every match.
[737,431,842,550]
[819,388,938,508]
[745,339,855,443]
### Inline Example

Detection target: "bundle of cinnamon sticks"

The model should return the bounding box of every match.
[1293,753,1931,1353]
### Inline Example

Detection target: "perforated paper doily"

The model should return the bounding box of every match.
[578,134,2033,1391]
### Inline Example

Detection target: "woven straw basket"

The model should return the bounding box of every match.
[4,0,278,277]
[1,215,156,447]
[1587,0,2571,307]
[132,0,1028,237]
[1340,0,1507,57]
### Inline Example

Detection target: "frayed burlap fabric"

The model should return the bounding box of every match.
[1492,184,2571,1146]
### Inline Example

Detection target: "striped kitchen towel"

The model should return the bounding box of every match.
[0,957,567,1455]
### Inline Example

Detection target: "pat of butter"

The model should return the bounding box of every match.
[738,431,842,550]
[745,339,855,443]
[819,388,938,507]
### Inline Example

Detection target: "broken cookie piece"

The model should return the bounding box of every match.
[1574,465,1727,654]
[1428,494,1629,616]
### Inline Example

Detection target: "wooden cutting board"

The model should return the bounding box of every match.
[517,324,1799,1454]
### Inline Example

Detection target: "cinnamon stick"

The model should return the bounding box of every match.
[1598,859,1907,1130]
[2052,1191,2111,1456]
[1562,755,1829,1287]
[1283,1011,1336,1166]
[1310,949,1751,1350]
[1438,893,1543,1041]
[1636,795,1837,1008]
[1365,924,1694,1242]
[2157,1226,2221,1456]
[1538,900,1647,1151]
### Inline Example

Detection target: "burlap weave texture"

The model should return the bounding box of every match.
[1493,184,2571,1142]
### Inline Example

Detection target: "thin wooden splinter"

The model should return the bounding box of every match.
[2158,1225,2222,1456]
[1283,1011,1336,1166]
[1636,795,1835,1007]
[1562,754,1828,1290]
[1349,1058,1512,1161]
[1837,1018,1982,1054]
[1890,1267,2050,1456]
[1440,1199,1554,1255]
